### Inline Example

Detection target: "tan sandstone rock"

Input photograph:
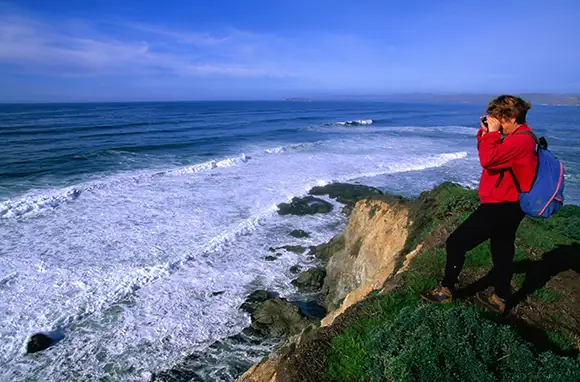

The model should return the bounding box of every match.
[322,198,409,312]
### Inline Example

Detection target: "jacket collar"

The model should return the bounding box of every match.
[509,123,529,135]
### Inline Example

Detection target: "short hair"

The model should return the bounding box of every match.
[487,95,531,124]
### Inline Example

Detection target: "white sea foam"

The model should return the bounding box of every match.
[264,142,320,154]
[264,146,287,154]
[336,119,373,126]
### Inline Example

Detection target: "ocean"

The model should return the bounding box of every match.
[1,101,579,381]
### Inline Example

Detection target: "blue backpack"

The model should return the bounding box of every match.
[509,131,565,218]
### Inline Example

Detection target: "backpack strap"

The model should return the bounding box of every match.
[508,168,523,193]
[513,130,548,150]
[512,130,539,144]
[500,130,541,193]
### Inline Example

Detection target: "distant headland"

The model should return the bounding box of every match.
[281,93,580,105]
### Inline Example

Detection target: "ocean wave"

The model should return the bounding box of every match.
[349,151,468,180]
[264,146,287,154]
[335,119,373,126]
[0,188,83,219]
[264,142,318,154]
[0,154,251,219]
[162,153,250,176]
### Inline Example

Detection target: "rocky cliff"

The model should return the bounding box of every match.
[237,194,416,382]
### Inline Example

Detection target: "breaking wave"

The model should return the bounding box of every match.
[335,119,373,126]
[0,154,252,219]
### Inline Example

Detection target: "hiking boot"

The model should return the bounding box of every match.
[420,286,453,304]
[476,292,507,314]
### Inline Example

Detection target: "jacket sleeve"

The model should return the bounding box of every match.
[478,132,531,170]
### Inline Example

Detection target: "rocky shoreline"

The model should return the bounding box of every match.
[237,183,385,343]
[151,183,384,381]
[234,183,409,382]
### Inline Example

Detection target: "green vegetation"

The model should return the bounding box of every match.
[328,290,421,381]
[533,287,562,303]
[365,305,580,382]
[325,183,580,381]
[547,329,577,352]
[531,204,580,241]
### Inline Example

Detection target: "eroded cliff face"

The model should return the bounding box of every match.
[237,196,412,382]
[321,197,409,319]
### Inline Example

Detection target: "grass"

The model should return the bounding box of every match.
[547,329,577,351]
[534,287,562,303]
[328,290,422,381]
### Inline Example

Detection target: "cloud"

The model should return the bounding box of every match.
[0,12,284,78]
[124,22,229,45]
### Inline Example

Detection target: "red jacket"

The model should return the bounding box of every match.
[476,124,538,204]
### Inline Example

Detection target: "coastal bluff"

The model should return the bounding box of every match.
[237,183,580,382]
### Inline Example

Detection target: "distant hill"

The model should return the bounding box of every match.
[295,93,580,105]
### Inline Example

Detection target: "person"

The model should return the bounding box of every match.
[421,95,538,313]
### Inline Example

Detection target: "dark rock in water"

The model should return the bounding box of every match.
[277,196,332,216]
[278,245,306,254]
[309,183,382,211]
[26,332,64,354]
[241,290,276,314]
[308,235,346,264]
[264,255,277,261]
[268,247,276,252]
[211,290,225,296]
[289,229,310,238]
[276,252,283,257]
[251,299,309,337]
[289,265,302,274]
[240,290,312,338]
[291,268,327,291]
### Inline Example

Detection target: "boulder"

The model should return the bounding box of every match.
[26,332,64,354]
[277,196,332,216]
[289,229,310,238]
[270,245,307,254]
[264,255,277,261]
[291,268,327,291]
[241,290,312,338]
[251,299,309,337]
[241,290,276,314]
[289,265,302,274]
[278,245,306,254]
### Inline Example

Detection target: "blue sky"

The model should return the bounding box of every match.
[1,0,579,102]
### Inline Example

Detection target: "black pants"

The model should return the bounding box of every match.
[442,202,525,300]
